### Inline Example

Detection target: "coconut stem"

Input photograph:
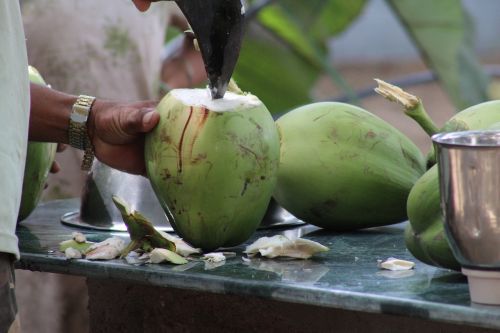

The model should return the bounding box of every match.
[374,79,440,137]
[112,196,176,257]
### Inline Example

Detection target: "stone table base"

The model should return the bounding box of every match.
[88,278,497,333]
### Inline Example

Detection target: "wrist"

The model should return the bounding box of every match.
[87,99,116,144]
[68,95,97,170]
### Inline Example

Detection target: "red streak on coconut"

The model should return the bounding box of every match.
[178,107,194,173]
[189,107,210,159]
[199,107,210,127]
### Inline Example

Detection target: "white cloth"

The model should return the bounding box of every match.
[21,0,180,200]
[0,1,30,259]
[22,0,179,101]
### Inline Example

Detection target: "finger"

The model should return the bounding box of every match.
[142,110,160,132]
[50,161,61,173]
[131,0,152,12]
[121,108,159,135]
[57,143,68,152]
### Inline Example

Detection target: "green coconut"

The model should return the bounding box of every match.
[374,79,500,270]
[18,66,57,221]
[145,89,280,250]
[274,102,426,230]
[404,165,460,270]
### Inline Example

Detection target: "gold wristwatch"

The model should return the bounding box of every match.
[69,95,96,171]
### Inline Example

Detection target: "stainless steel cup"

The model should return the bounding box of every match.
[433,130,500,304]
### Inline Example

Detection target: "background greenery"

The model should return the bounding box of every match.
[232,0,490,115]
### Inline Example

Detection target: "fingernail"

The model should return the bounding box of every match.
[143,110,155,126]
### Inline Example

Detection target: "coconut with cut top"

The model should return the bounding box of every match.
[145,88,279,250]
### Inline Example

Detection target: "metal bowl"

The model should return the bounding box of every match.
[62,161,171,231]
[433,130,500,269]
[61,161,304,232]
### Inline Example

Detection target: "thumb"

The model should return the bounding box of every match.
[121,108,159,135]
[141,109,160,131]
[132,0,152,12]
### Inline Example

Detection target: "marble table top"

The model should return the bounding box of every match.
[15,199,500,330]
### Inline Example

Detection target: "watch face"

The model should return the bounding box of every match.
[71,104,90,123]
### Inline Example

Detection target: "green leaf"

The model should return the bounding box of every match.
[235,0,366,114]
[257,6,317,64]
[234,24,319,114]
[258,0,366,60]
[386,0,490,110]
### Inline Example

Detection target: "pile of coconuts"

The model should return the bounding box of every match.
[21,67,500,270]
[375,79,500,271]
[18,69,429,254]
[145,83,427,251]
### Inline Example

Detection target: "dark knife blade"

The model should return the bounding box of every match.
[175,0,245,99]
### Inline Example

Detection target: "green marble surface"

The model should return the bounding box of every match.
[15,199,500,330]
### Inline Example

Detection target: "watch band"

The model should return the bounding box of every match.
[69,95,96,171]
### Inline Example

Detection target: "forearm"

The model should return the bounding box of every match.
[29,83,77,143]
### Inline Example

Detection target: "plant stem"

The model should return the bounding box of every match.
[407,103,440,137]
[374,79,439,137]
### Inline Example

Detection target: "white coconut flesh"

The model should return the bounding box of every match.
[171,88,262,112]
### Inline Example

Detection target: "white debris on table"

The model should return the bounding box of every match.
[72,232,86,243]
[61,232,329,265]
[377,257,415,271]
[158,231,201,257]
[148,248,188,265]
[244,235,329,259]
[202,252,226,263]
[124,251,151,265]
[64,247,82,259]
[60,231,194,265]
[85,237,126,260]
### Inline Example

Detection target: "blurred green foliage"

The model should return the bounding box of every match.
[387,0,490,110]
[232,0,490,114]
[234,0,366,114]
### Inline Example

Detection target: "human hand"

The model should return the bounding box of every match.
[131,0,161,12]
[88,100,160,175]
[49,144,68,174]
